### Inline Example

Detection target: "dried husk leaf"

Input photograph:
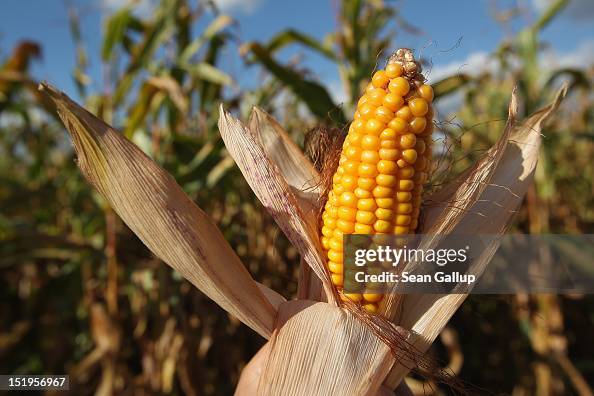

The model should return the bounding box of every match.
[246,107,324,301]
[40,83,276,339]
[383,87,566,388]
[258,301,395,396]
[218,106,337,304]
[248,106,321,215]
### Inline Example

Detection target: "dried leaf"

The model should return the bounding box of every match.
[40,83,276,339]
[258,301,394,396]
[218,106,336,304]
[383,87,566,388]
[247,107,324,300]
[248,106,321,216]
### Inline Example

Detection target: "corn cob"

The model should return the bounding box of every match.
[321,49,433,313]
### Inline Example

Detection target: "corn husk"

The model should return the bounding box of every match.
[43,79,565,395]
[383,87,566,388]
[218,106,336,304]
[39,82,276,339]
[258,301,395,396]
[246,107,323,300]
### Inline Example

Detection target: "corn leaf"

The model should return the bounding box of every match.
[40,83,277,339]
[178,14,234,64]
[265,29,338,61]
[218,106,337,304]
[102,8,132,61]
[383,87,566,389]
[242,43,345,124]
[257,301,394,396]
[180,62,233,86]
[432,74,470,100]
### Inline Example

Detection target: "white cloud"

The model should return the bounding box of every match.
[327,78,348,106]
[426,51,499,82]
[210,0,263,14]
[532,0,594,21]
[427,38,594,115]
[541,39,594,69]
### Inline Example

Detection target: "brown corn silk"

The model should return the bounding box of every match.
[320,49,434,312]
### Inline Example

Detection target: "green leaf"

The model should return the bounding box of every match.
[102,8,132,61]
[244,42,345,124]
[432,74,470,99]
[266,29,338,61]
[545,68,591,92]
[179,15,234,64]
[180,62,233,86]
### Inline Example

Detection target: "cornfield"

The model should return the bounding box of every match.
[1,0,593,395]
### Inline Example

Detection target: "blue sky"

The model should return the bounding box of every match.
[1,0,593,104]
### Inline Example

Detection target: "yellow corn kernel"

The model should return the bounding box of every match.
[396,106,413,122]
[394,226,409,234]
[341,174,357,190]
[375,208,394,221]
[343,160,358,174]
[399,179,414,191]
[358,163,378,178]
[377,160,398,175]
[397,167,415,179]
[329,238,342,251]
[376,198,394,209]
[418,84,434,102]
[409,97,429,117]
[382,92,404,112]
[357,198,377,211]
[388,77,410,96]
[328,249,343,262]
[354,223,374,234]
[366,89,386,106]
[361,150,380,164]
[396,191,412,202]
[401,149,418,164]
[379,148,400,161]
[399,133,417,149]
[354,187,372,199]
[331,273,344,286]
[343,293,363,302]
[359,103,375,119]
[357,177,375,190]
[375,106,395,124]
[339,192,357,207]
[338,206,357,221]
[395,214,411,226]
[361,135,380,150]
[372,70,390,88]
[410,117,427,134]
[356,211,376,225]
[336,219,355,233]
[363,293,383,303]
[380,139,398,149]
[328,262,344,274]
[365,119,384,135]
[387,118,408,134]
[397,203,413,214]
[385,63,403,78]
[372,186,393,198]
[376,174,397,187]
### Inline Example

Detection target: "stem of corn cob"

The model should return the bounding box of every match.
[321,49,434,313]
